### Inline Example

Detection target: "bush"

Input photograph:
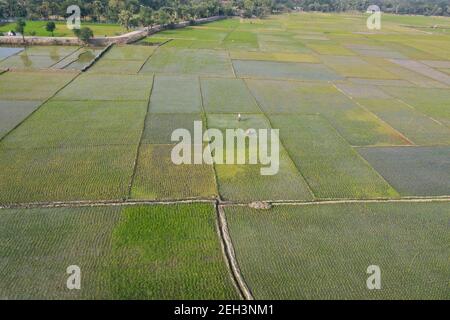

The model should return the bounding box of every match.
[74,27,94,44]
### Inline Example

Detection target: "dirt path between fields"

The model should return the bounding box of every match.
[216,204,254,300]
[0,196,449,210]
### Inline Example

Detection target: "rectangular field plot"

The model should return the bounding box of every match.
[107,204,238,299]
[155,27,229,42]
[347,78,414,87]
[101,45,155,61]
[378,86,450,127]
[247,79,409,146]
[131,144,217,200]
[229,51,319,63]
[346,44,407,59]
[0,71,77,100]
[207,114,314,201]
[0,100,42,139]
[140,48,234,76]
[366,57,448,88]
[0,206,122,299]
[222,31,259,50]
[0,145,137,204]
[54,73,153,101]
[258,38,313,54]
[232,60,342,81]
[357,146,450,196]
[356,98,450,145]
[404,40,449,60]
[389,59,450,86]
[141,113,203,144]
[0,204,238,299]
[420,60,450,69]
[201,78,260,113]
[269,115,399,199]
[149,75,201,113]
[88,59,145,74]
[215,148,314,202]
[1,100,147,148]
[376,41,437,60]
[305,41,355,55]
[335,83,391,99]
[320,55,398,79]
[225,202,450,299]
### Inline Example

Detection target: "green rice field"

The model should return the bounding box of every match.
[0,12,449,300]
[0,204,237,299]
[225,202,449,299]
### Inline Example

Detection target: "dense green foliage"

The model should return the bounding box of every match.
[1,0,448,28]
[294,0,450,16]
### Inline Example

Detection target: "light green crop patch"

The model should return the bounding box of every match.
[206,113,314,202]
[0,21,126,37]
[269,114,399,199]
[225,202,450,299]
[379,86,450,128]
[1,100,148,148]
[54,73,154,101]
[131,144,217,200]
[140,48,234,76]
[365,57,448,88]
[0,71,77,100]
[223,31,259,50]
[246,79,409,146]
[0,145,137,204]
[201,77,260,113]
[215,147,314,202]
[232,60,342,81]
[149,75,202,113]
[305,41,356,56]
[229,51,319,63]
[320,55,399,79]
[156,27,228,42]
[356,98,450,145]
[258,38,313,54]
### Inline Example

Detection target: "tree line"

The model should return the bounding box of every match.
[290,0,450,16]
[0,0,448,26]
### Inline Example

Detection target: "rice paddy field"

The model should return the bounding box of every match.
[0,12,449,300]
